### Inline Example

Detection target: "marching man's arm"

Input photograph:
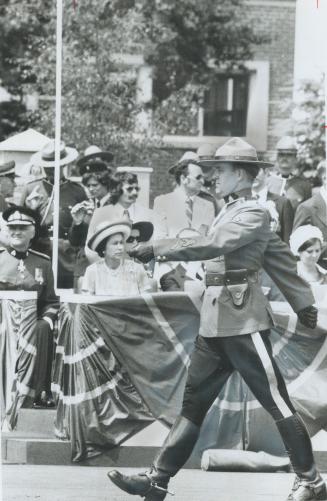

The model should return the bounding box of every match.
[152,208,269,263]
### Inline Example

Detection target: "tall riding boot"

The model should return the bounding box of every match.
[108,415,200,500]
[276,413,327,501]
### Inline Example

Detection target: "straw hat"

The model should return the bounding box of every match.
[87,219,132,254]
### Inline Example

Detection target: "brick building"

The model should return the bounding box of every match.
[128,0,298,204]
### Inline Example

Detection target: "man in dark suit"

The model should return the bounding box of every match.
[293,160,327,269]
[252,167,294,244]
[19,140,88,288]
[108,138,324,501]
[271,136,312,211]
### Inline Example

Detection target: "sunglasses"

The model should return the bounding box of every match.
[125,186,140,193]
[126,236,141,243]
[188,174,204,181]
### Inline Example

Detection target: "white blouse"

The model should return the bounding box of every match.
[82,258,152,296]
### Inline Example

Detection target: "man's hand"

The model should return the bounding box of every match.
[71,201,94,225]
[25,185,44,210]
[129,243,154,263]
[297,305,318,329]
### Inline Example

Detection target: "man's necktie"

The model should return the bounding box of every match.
[185,197,193,227]
[123,209,131,221]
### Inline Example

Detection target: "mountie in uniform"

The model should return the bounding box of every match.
[108,138,326,501]
[0,206,59,408]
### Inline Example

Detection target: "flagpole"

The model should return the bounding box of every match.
[53,0,63,290]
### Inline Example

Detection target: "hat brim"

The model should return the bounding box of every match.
[87,223,131,253]
[197,159,275,169]
[79,162,112,176]
[30,147,79,167]
[77,151,114,169]
[7,221,34,226]
[0,160,16,176]
[2,206,39,227]
[132,221,154,242]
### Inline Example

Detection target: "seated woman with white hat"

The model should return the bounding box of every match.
[290,225,327,285]
[82,219,152,296]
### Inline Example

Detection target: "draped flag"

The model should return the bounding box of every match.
[54,291,327,463]
[0,293,38,430]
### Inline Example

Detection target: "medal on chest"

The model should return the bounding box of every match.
[17,259,26,278]
[35,267,44,284]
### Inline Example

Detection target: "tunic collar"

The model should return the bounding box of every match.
[8,247,29,260]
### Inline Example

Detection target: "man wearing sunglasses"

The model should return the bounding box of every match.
[85,171,165,264]
[153,152,215,290]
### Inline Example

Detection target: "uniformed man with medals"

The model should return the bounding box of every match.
[108,138,325,501]
[0,206,59,407]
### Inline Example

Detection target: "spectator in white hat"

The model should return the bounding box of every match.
[290,225,327,285]
[82,219,152,296]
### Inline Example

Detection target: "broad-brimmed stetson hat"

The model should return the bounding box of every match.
[77,145,114,175]
[197,137,274,170]
[87,219,132,255]
[30,140,79,168]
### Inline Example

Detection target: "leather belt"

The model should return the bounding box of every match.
[205,269,258,287]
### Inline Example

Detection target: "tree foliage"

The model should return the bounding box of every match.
[292,79,325,174]
[0,0,265,160]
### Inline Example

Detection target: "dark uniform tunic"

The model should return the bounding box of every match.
[19,178,88,288]
[0,247,59,396]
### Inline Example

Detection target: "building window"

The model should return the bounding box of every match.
[203,74,249,137]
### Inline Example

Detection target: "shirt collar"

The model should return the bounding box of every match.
[223,187,253,204]
[175,186,196,202]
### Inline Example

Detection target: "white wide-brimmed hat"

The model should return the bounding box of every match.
[87,219,132,254]
[289,225,324,256]
[30,140,79,167]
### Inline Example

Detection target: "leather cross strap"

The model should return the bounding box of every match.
[205,269,258,287]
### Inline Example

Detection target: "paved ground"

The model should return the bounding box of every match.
[1,465,314,501]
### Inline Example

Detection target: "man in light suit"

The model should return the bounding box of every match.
[153,151,215,290]
[109,138,324,501]
[293,160,327,269]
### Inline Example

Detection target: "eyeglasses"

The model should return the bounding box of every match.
[125,186,141,193]
[126,236,141,243]
[188,174,204,181]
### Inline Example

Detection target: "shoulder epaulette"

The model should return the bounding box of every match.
[29,249,50,260]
